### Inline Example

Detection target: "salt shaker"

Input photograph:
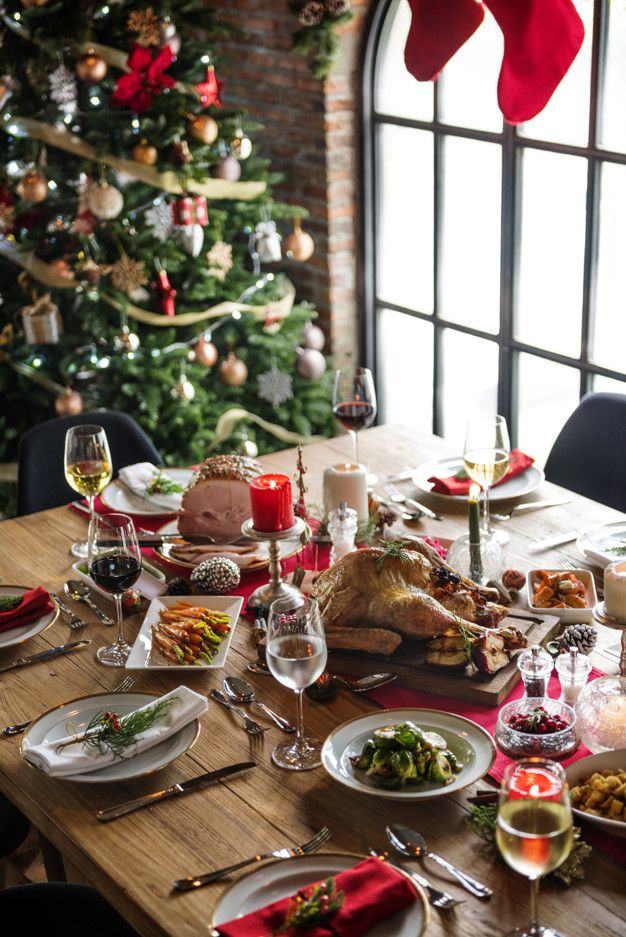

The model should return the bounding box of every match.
[517,644,553,698]
[556,646,592,706]
[328,501,358,565]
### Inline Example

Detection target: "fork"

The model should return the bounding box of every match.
[50,591,87,631]
[383,484,443,521]
[209,689,267,736]
[173,826,332,891]
[369,851,464,910]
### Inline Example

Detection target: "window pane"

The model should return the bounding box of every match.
[598,0,626,152]
[440,331,498,443]
[593,375,626,395]
[376,124,434,313]
[375,0,434,122]
[438,11,502,132]
[517,354,580,466]
[515,149,586,358]
[518,0,593,146]
[440,137,501,333]
[590,163,626,372]
[377,308,433,431]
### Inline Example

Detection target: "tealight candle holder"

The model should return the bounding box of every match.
[241,516,308,612]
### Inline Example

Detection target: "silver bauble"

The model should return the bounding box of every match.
[171,378,196,401]
[296,347,326,380]
[178,223,204,257]
[303,322,325,351]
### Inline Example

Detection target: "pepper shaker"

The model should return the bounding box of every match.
[517,644,553,697]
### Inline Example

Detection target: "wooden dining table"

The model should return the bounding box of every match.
[0,425,625,937]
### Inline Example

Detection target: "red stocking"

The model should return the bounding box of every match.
[483,0,585,123]
[404,0,485,82]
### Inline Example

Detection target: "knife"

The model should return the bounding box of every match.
[401,496,443,522]
[0,639,91,674]
[96,761,256,822]
[528,531,579,551]
[509,498,572,514]
[385,468,417,483]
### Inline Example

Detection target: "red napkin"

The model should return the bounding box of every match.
[0,586,54,634]
[428,448,534,496]
[215,857,417,937]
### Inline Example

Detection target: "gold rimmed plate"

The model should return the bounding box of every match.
[21,691,200,784]
[100,468,193,516]
[154,520,302,572]
[0,585,59,652]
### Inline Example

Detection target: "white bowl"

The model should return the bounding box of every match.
[565,750,626,838]
[526,569,596,623]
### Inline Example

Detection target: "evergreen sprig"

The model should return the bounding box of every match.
[146,470,185,498]
[375,539,412,574]
[56,697,176,759]
[272,877,344,935]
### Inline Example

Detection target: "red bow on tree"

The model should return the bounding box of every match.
[195,66,223,108]
[111,44,175,114]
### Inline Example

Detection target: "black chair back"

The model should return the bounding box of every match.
[17,410,164,516]
[544,392,626,512]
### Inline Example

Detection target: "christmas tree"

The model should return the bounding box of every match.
[0,0,335,484]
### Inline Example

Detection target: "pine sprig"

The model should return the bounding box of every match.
[146,470,185,498]
[56,697,176,759]
[272,877,344,935]
[603,539,626,556]
[375,539,412,575]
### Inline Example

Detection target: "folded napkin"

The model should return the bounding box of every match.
[24,685,207,778]
[0,587,54,634]
[215,857,417,937]
[428,448,534,496]
[117,462,184,511]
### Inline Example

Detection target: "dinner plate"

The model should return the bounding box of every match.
[412,457,545,503]
[566,750,626,839]
[577,522,626,569]
[0,585,59,651]
[21,692,200,783]
[154,520,302,571]
[210,853,428,937]
[126,594,243,670]
[321,708,496,801]
[100,468,193,516]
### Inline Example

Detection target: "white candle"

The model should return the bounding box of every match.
[604,561,626,621]
[323,462,369,522]
[597,696,626,750]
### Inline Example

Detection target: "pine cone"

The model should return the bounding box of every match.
[165,576,191,596]
[556,624,598,655]
[325,0,350,16]
[299,1,325,26]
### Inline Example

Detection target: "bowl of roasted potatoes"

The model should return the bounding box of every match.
[566,750,626,838]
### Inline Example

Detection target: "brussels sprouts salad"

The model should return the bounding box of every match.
[350,721,464,790]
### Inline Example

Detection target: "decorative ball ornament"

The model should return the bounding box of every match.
[49,258,75,281]
[231,128,252,160]
[302,321,325,351]
[178,223,204,257]
[212,155,241,182]
[165,576,191,596]
[17,170,48,204]
[171,377,196,402]
[55,387,84,416]
[285,218,315,262]
[188,114,218,145]
[159,18,182,56]
[296,347,326,380]
[193,337,218,368]
[87,182,124,220]
[114,327,140,353]
[75,50,108,83]
[132,140,158,166]
[255,220,282,263]
[219,351,248,387]
[190,556,241,595]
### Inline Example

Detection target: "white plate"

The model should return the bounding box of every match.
[126,594,243,670]
[526,569,597,624]
[21,692,200,783]
[210,853,428,937]
[154,520,302,572]
[566,750,626,839]
[0,585,59,651]
[100,468,193,516]
[321,708,496,801]
[412,456,545,503]
[577,522,626,569]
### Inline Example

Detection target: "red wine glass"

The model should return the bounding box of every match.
[332,367,377,465]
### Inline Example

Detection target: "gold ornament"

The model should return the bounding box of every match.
[55,387,83,416]
[17,170,48,204]
[0,324,14,347]
[48,257,75,280]
[20,0,50,7]
[170,139,192,166]
[171,377,196,401]
[127,7,161,46]
[231,129,252,160]
[75,50,108,83]
[193,337,218,368]
[110,255,147,295]
[219,351,248,387]
[87,182,124,220]
[187,114,218,145]
[285,218,315,262]
[132,140,158,166]
[207,241,233,282]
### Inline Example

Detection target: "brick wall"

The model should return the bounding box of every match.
[213,0,372,363]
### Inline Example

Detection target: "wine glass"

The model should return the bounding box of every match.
[463,415,510,543]
[332,367,377,466]
[88,513,142,667]
[64,424,113,558]
[496,758,573,937]
[266,595,328,771]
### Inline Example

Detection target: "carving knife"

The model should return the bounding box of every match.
[96,761,256,822]
[528,531,579,552]
[0,639,91,674]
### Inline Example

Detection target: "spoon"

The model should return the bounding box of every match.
[64,580,115,626]
[387,823,492,899]
[246,660,397,694]
[223,676,296,733]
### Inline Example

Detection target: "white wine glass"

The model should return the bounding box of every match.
[88,513,141,667]
[64,424,113,558]
[266,595,327,771]
[463,415,511,544]
[332,367,377,466]
[496,758,573,937]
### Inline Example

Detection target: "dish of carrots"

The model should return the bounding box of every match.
[532,571,588,610]
[151,600,231,665]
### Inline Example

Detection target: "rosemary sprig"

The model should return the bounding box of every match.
[272,877,344,935]
[375,539,412,574]
[146,470,185,498]
[603,539,626,556]
[56,697,176,758]
[455,617,476,667]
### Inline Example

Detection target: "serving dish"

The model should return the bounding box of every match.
[495,698,579,760]
[154,519,302,571]
[566,750,626,839]
[526,569,596,623]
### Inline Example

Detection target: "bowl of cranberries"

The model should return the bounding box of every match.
[495,698,580,760]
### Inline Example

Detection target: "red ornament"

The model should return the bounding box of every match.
[195,66,223,108]
[155,266,177,317]
[171,195,208,227]
[111,43,175,114]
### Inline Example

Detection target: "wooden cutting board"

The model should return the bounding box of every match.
[328,611,561,706]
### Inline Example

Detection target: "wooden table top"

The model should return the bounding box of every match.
[0,425,624,937]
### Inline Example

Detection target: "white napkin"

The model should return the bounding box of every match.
[117,462,184,511]
[24,686,207,778]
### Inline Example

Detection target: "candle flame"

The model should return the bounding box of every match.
[269,480,277,489]
[469,482,481,500]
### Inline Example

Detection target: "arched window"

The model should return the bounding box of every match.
[363,0,626,462]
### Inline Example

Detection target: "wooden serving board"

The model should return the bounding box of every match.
[328,610,561,706]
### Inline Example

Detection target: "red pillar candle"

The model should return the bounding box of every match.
[249,474,295,532]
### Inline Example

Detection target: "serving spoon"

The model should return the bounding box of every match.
[223,676,296,733]
[246,660,397,693]
[387,823,492,899]
[64,580,114,626]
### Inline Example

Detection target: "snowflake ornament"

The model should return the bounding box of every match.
[207,240,233,282]
[110,255,147,295]
[146,200,173,242]
[127,8,161,46]
[49,64,77,114]
[258,364,293,408]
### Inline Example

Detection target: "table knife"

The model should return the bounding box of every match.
[386,468,417,483]
[528,531,579,551]
[509,498,572,514]
[402,497,443,521]
[96,762,256,822]
[0,639,91,674]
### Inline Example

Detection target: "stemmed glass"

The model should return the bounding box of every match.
[88,513,142,667]
[332,367,377,466]
[266,595,328,771]
[496,758,573,937]
[463,415,511,544]
[64,425,113,558]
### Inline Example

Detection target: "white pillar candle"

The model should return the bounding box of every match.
[323,462,369,522]
[604,561,626,621]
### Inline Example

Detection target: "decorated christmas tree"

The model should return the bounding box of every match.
[0,0,335,477]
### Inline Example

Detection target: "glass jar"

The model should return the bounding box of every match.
[576,675,626,752]
[446,530,504,585]
[495,698,579,760]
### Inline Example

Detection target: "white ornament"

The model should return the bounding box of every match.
[49,64,77,114]
[255,220,282,263]
[177,223,204,257]
[303,322,325,351]
[296,347,326,380]
[87,182,124,220]
[258,365,293,408]
[129,286,150,303]
[115,170,136,189]
[146,200,173,242]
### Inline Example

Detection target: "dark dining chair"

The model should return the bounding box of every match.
[0,883,140,936]
[544,392,626,512]
[17,410,164,516]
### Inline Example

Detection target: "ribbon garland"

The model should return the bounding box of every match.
[208,407,323,450]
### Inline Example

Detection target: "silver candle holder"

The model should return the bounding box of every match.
[241,516,308,612]
[594,601,626,676]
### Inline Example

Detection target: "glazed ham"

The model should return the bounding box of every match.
[178,455,261,543]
